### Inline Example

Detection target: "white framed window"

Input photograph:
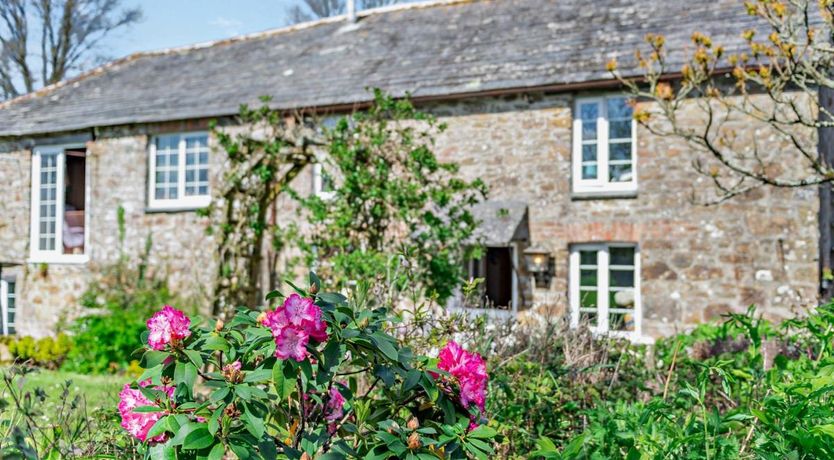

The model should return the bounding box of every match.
[312,163,336,199]
[572,96,637,195]
[569,243,643,341]
[0,279,16,335]
[148,132,211,210]
[30,145,89,264]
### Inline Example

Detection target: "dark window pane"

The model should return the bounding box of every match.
[580,102,599,121]
[582,121,597,140]
[582,144,597,162]
[610,247,635,265]
[579,290,598,308]
[580,250,597,265]
[610,269,635,288]
[607,97,632,119]
[609,163,632,182]
[580,269,597,287]
[582,164,598,180]
[609,142,632,161]
[609,120,632,140]
[198,169,208,182]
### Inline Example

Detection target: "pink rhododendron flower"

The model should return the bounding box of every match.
[118,380,174,443]
[325,385,346,422]
[146,305,191,350]
[275,326,310,361]
[436,341,488,428]
[262,294,328,362]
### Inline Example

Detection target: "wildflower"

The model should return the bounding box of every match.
[146,306,191,351]
[118,380,174,443]
[262,294,328,362]
[436,341,488,428]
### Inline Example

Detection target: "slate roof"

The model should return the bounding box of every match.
[470,200,529,246]
[0,0,764,137]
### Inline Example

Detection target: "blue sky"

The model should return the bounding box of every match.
[108,1,296,58]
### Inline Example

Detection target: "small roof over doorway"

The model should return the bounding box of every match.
[470,200,529,246]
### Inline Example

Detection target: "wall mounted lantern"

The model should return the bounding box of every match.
[523,246,555,288]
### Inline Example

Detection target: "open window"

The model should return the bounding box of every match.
[569,243,643,341]
[30,145,88,263]
[0,279,15,335]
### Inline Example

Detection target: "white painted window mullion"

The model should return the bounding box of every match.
[597,247,610,333]
[569,249,580,328]
[55,151,66,254]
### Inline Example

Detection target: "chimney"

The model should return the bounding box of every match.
[346,0,357,22]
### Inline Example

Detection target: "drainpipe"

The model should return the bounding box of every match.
[346,0,357,22]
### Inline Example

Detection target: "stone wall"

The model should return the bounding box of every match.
[428,92,819,337]
[0,91,821,339]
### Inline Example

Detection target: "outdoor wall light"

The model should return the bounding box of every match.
[523,246,555,288]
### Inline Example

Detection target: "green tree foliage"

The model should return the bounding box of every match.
[290,90,487,302]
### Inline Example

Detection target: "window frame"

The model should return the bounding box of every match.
[29,144,90,264]
[465,243,520,313]
[147,132,212,211]
[571,95,638,195]
[312,163,336,200]
[0,279,16,336]
[569,243,643,341]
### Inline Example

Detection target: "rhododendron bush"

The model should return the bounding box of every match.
[120,273,496,459]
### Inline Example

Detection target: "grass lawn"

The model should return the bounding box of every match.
[3,367,126,411]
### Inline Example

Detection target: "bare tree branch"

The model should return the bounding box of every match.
[0,0,141,99]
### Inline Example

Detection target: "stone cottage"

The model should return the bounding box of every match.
[0,0,821,342]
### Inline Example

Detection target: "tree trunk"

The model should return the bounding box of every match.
[818,85,834,301]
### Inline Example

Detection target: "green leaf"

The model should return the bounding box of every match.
[265,289,284,300]
[175,361,198,388]
[141,350,170,368]
[403,369,420,391]
[273,361,295,400]
[132,405,165,413]
[242,404,265,439]
[468,425,497,439]
[370,332,398,361]
[243,367,272,383]
[184,349,204,368]
[210,386,230,402]
[182,426,214,450]
[207,443,225,460]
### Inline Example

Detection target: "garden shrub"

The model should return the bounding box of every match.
[116,272,498,459]
[62,231,191,374]
[6,333,73,369]
[528,305,834,459]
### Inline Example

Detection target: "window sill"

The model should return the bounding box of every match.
[571,189,638,200]
[146,198,211,213]
[28,254,89,265]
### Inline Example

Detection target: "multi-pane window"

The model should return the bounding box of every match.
[38,153,59,251]
[569,243,641,340]
[149,133,211,209]
[572,96,637,194]
[0,279,16,335]
[30,146,87,262]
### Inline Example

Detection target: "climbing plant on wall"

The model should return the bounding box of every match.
[207,98,320,316]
